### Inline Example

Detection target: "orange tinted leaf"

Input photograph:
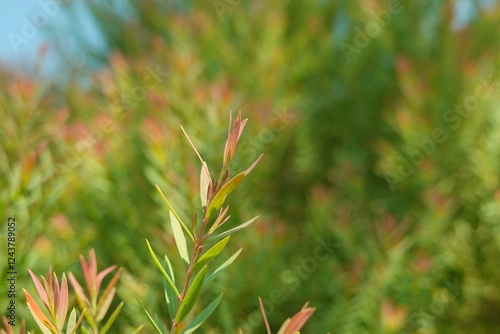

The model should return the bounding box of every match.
[283,307,315,334]
[24,290,56,333]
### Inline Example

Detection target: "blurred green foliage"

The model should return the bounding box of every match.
[2,0,500,333]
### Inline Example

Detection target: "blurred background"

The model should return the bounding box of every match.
[2,0,500,333]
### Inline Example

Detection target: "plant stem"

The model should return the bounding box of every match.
[171,163,229,333]
[171,211,211,333]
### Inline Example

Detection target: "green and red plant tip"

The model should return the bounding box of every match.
[68,249,123,334]
[24,267,85,334]
[142,113,263,333]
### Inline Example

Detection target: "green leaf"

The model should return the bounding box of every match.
[100,302,124,334]
[181,294,224,334]
[132,325,144,334]
[205,248,242,285]
[164,255,178,320]
[200,161,211,207]
[208,206,230,235]
[277,319,291,334]
[175,266,207,323]
[206,172,245,218]
[146,239,180,297]
[156,184,194,241]
[170,211,189,264]
[96,287,116,321]
[192,236,230,273]
[70,308,87,334]
[66,308,76,334]
[136,298,165,334]
[208,216,259,241]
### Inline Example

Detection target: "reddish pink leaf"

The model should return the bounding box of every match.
[2,316,14,334]
[68,273,90,306]
[223,112,248,166]
[96,265,116,293]
[80,254,95,299]
[53,273,60,316]
[27,269,49,310]
[284,307,315,334]
[97,268,122,312]
[236,118,248,143]
[40,276,54,313]
[88,249,98,296]
[56,274,69,328]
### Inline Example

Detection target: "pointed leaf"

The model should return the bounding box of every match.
[79,255,94,299]
[96,288,116,321]
[100,302,124,334]
[71,309,87,334]
[96,265,117,293]
[283,308,315,334]
[66,309,76,334]
[205,248,242,285]
[170,211,189,264]
[27,269,49,311]
[208,206,230,235]
[192,236,230,273]
[156,185,194,241]
[277,319,291,334]
[53,273,60,313]
[132,325,144,334]
[24,290,55,333]
[97,268,122,317]
[175,266,207,323]
[81,250,98,299]
[180,125,205,164]
[245,154,263,175]
[136,298,164,334]
[56,274,69,329]
[68,273,90,309]
[145,240,180,297]
[258,297,272,334]
[200,161,211,207]
[181,294,223,334]
[208,216,259,241]
[164,256,178,320]
[206,172,245,218]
